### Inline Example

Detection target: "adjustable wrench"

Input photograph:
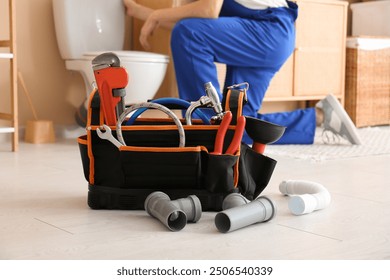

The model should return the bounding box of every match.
[96,125,123,148]
[92,52,129,126]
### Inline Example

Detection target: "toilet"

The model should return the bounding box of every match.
[52,0,169,106]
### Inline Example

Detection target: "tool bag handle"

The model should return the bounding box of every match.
[222,86,247,125]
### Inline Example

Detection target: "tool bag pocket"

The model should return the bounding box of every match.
[203,153,238,194]
[119,146,202,189]
[238,144,277,200]
[80,126,239,190]
[118,125,239,193]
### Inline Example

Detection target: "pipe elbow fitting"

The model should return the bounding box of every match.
[144,192,202,231]
[222,193,251,210]
[279,180,331,215]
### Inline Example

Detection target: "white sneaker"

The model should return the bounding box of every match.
[316,95,362,145]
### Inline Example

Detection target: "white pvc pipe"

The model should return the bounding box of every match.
[279,180,331,215]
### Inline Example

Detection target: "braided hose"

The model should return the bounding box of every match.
[116,102,185,147]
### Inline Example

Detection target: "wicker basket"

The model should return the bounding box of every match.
[345,44,390,127]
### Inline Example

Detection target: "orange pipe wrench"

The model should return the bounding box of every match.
[92,53,129,126]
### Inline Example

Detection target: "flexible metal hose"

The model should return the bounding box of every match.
[125,98,210,125]
[116,102,186,147]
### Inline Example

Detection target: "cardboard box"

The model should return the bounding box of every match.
[351,1,390,36]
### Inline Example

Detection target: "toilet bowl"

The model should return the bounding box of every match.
[67,51,169,105]
[52,0,169,108]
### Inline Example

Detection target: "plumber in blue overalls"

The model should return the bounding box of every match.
[170,0,317,144]
[123,0,316,144]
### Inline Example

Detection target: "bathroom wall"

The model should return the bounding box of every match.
[1,0,80,127]
[0,0,132,131]
[0,0,361,135]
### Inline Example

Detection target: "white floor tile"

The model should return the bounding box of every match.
[1,138,389,260]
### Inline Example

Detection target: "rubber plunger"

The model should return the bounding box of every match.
[215,196,276,233]
[245,117,286,153]
[144,192,187,231]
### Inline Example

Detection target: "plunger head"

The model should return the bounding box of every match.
[245,117,286,153]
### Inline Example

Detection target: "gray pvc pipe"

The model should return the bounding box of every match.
[171,195,202,223]
[279,180,331,215]
[215,195,276,233]
[144,192,187,231]
[144,192,202,231]
[222,193,250,210]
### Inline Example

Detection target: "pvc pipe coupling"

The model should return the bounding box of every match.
[144,191,202,231]
[279,180,331,215]
[215,193,276,233]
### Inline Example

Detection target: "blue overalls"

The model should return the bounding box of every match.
[171,0,316,144]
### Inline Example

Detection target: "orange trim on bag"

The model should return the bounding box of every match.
[233,151,240,187]
[119,146,204,153]
[133,117,205,125]
[225,89,232,112]
[87,128,95,184]
[237,91,244,118]
[88,124,234,132]
[78,135,88,145]
[86,88,98,185]
[235,91,244,155]
[87,88,97,127]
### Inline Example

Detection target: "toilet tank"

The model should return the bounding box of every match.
[52,0,125,60]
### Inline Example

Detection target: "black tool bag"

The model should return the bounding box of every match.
[78,88,278,211]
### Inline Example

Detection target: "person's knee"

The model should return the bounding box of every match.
[171,19,192,47]
[171,19,207,51]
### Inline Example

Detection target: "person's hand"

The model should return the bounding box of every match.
[139,12,159,50]
[123,0,138,17]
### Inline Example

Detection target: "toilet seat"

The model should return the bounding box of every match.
[83,50,169,63]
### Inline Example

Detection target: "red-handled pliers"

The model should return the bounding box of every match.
[212,111,246,155]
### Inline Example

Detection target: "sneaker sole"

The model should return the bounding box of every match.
[325,95,362,145]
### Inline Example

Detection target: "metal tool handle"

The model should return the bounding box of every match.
[185,97,209,125]
[116,102,186,147]
[185,82,225,125]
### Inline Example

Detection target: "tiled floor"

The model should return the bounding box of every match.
[0,134,389,260]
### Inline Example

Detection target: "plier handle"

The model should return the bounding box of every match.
[212,111,246,155]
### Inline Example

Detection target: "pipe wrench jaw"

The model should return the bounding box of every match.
[92,64,113,71]
[92,52,121,69]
